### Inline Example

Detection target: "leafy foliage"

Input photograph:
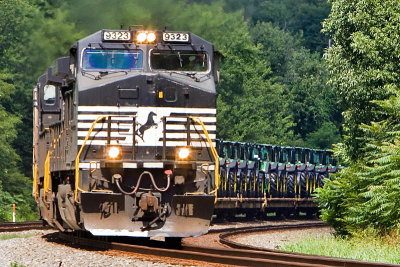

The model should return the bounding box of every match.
[317,0,400,235]
[251,22,341,147]
[323,0,400,160]
[317,88,400,235]
[0,0,39,221]
[223,0,331,53]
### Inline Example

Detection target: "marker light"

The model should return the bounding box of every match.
[137,32,147,43]
[107,146,121,160]
[178,148,190,160]
[147,32,156,43]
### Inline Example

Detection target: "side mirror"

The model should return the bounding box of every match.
[213,50,222,83]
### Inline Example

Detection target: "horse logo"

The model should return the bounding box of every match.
[136,111,158,141]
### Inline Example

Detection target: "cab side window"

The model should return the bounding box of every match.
[39,82,61,130]
[43,85,56,105]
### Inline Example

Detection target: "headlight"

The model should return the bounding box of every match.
[136,32,147,43]
[107,146,121,160]
[147,32,156,43]
[177,147,191,160]
[136,31,156,43]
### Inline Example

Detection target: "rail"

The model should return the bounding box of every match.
[0,221,48,232]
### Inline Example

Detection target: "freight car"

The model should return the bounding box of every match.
[214,140,341,218]
[32,28,221,240]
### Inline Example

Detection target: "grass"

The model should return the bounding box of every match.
[281,234,400,264]
[0,233,36,241]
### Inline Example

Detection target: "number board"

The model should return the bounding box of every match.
[102,30,131,42]
[163,32,190,43]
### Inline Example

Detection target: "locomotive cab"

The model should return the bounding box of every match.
[33,29,219,238]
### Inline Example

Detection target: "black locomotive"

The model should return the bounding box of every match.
[33,29,220,239]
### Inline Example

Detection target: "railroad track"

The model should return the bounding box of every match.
[0,221,47,232]
[57,222,397,267]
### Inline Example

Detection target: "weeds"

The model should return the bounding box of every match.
[0,233,35,241]
[282,229,400,264]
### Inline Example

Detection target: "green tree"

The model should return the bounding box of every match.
[318,0,400,235]
[318,93,400,234]
[224,0,331,53]
[251,22,341,148]
[323,0,400,160]
[0,0,39,221]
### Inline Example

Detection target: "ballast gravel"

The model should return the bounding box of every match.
[0,230,181,267]
[231,226,334,250]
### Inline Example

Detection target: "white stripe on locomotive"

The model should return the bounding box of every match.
[77,106,216,148]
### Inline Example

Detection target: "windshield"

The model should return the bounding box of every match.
[82,49,143,70]
[150,50,208,72]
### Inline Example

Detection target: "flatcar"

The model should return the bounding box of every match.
[214,141,341,218]
[32,29,220,239]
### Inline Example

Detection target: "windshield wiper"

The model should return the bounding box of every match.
[177,52,183,68]
[168,71,199,82]
[168,71,211,83]
[81,70,129,80]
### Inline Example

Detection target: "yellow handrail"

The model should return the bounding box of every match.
[33,164,38,200]
[74,116,107,202]
[43,151,52,193]
[189,117,220,200]
[43,127,64,194]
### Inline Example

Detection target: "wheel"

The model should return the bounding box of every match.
[278,173,285,197]
[218,169,226,196]
[317,174,326,188]
[227,172,235,197]
[269,173,278,197]
[286,174,295,198]
[263,173,270,197]
[299,172,308,198]
[308,173,316,194]
[238,174,245,197]
[256,174,263,198]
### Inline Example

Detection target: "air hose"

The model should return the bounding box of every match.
[114,171,171,195]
